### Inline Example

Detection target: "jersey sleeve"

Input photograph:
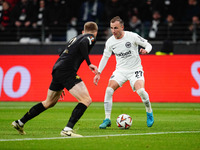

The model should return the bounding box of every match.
[98,55,109,73]
[133,33,152,53]
[103,41,112,58]
[79,38,92,66]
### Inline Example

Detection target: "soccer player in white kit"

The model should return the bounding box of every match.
[94,16,154,129]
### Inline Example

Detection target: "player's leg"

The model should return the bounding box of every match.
[99,70,127,129]
[105,80,120,119]
[99,80,119,129]
[99,81,118,129]
[61,81,91,137]
[134,80,154,127]
[12,89,63,135]
[134,80,152,113]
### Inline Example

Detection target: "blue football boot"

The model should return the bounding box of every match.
[99,118,111,129]
[146,112,154,127]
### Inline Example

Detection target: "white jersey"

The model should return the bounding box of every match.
[103,31,151,71]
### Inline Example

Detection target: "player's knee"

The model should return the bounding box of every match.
[81,96,92,107]
[87,97,92,105]
[136,88,149,100]
[42,100,56,109]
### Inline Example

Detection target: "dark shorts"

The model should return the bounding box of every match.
[49,70,82,91]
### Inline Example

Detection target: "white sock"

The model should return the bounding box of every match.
[105,113,111,119]
[64,127,72,131]
[104,87,114,119]
[145,102,152,113]
[18,120,24,126]
[137,88,152,113]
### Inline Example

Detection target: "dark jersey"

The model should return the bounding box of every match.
[52,34,96,74]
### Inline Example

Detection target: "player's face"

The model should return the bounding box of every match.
[110,21,124,39]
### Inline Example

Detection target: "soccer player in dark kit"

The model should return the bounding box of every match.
[12,21,98,137]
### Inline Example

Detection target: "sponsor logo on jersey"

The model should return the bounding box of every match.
[115,50,132,58]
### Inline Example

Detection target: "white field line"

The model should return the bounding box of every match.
[0,131,200,142]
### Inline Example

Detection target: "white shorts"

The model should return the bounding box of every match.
[110,69,145,91]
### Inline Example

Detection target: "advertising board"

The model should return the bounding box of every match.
[0,55,199,102]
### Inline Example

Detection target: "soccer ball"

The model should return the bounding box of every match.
[116,114,132,129]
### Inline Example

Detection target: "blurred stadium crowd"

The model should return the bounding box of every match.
[0,0,200,43]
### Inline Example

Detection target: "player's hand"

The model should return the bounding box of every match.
[89,64,98,74]
[140,48,148,54]
[59,90,65,100]
[93,73,100,86]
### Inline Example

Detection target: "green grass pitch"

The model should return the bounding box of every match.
[0,102,200,150]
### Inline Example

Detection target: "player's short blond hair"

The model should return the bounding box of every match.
[84,21,98,33]
[110,16,124,26]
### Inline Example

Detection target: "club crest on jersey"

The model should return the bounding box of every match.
[125,42,131,48]
[90,36,95,42]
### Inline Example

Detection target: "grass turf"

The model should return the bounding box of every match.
[0,102,200,150]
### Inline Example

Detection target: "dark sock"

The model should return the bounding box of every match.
[66,103,87,129]
[20,102,46,124]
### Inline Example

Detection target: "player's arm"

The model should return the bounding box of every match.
[79,39,97,74]
[89,64,98,74]
[94,41,112,85]
[80,41,92,65]
[93,54,109,85]
[139,43,152,54]
[134,34,152,54]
